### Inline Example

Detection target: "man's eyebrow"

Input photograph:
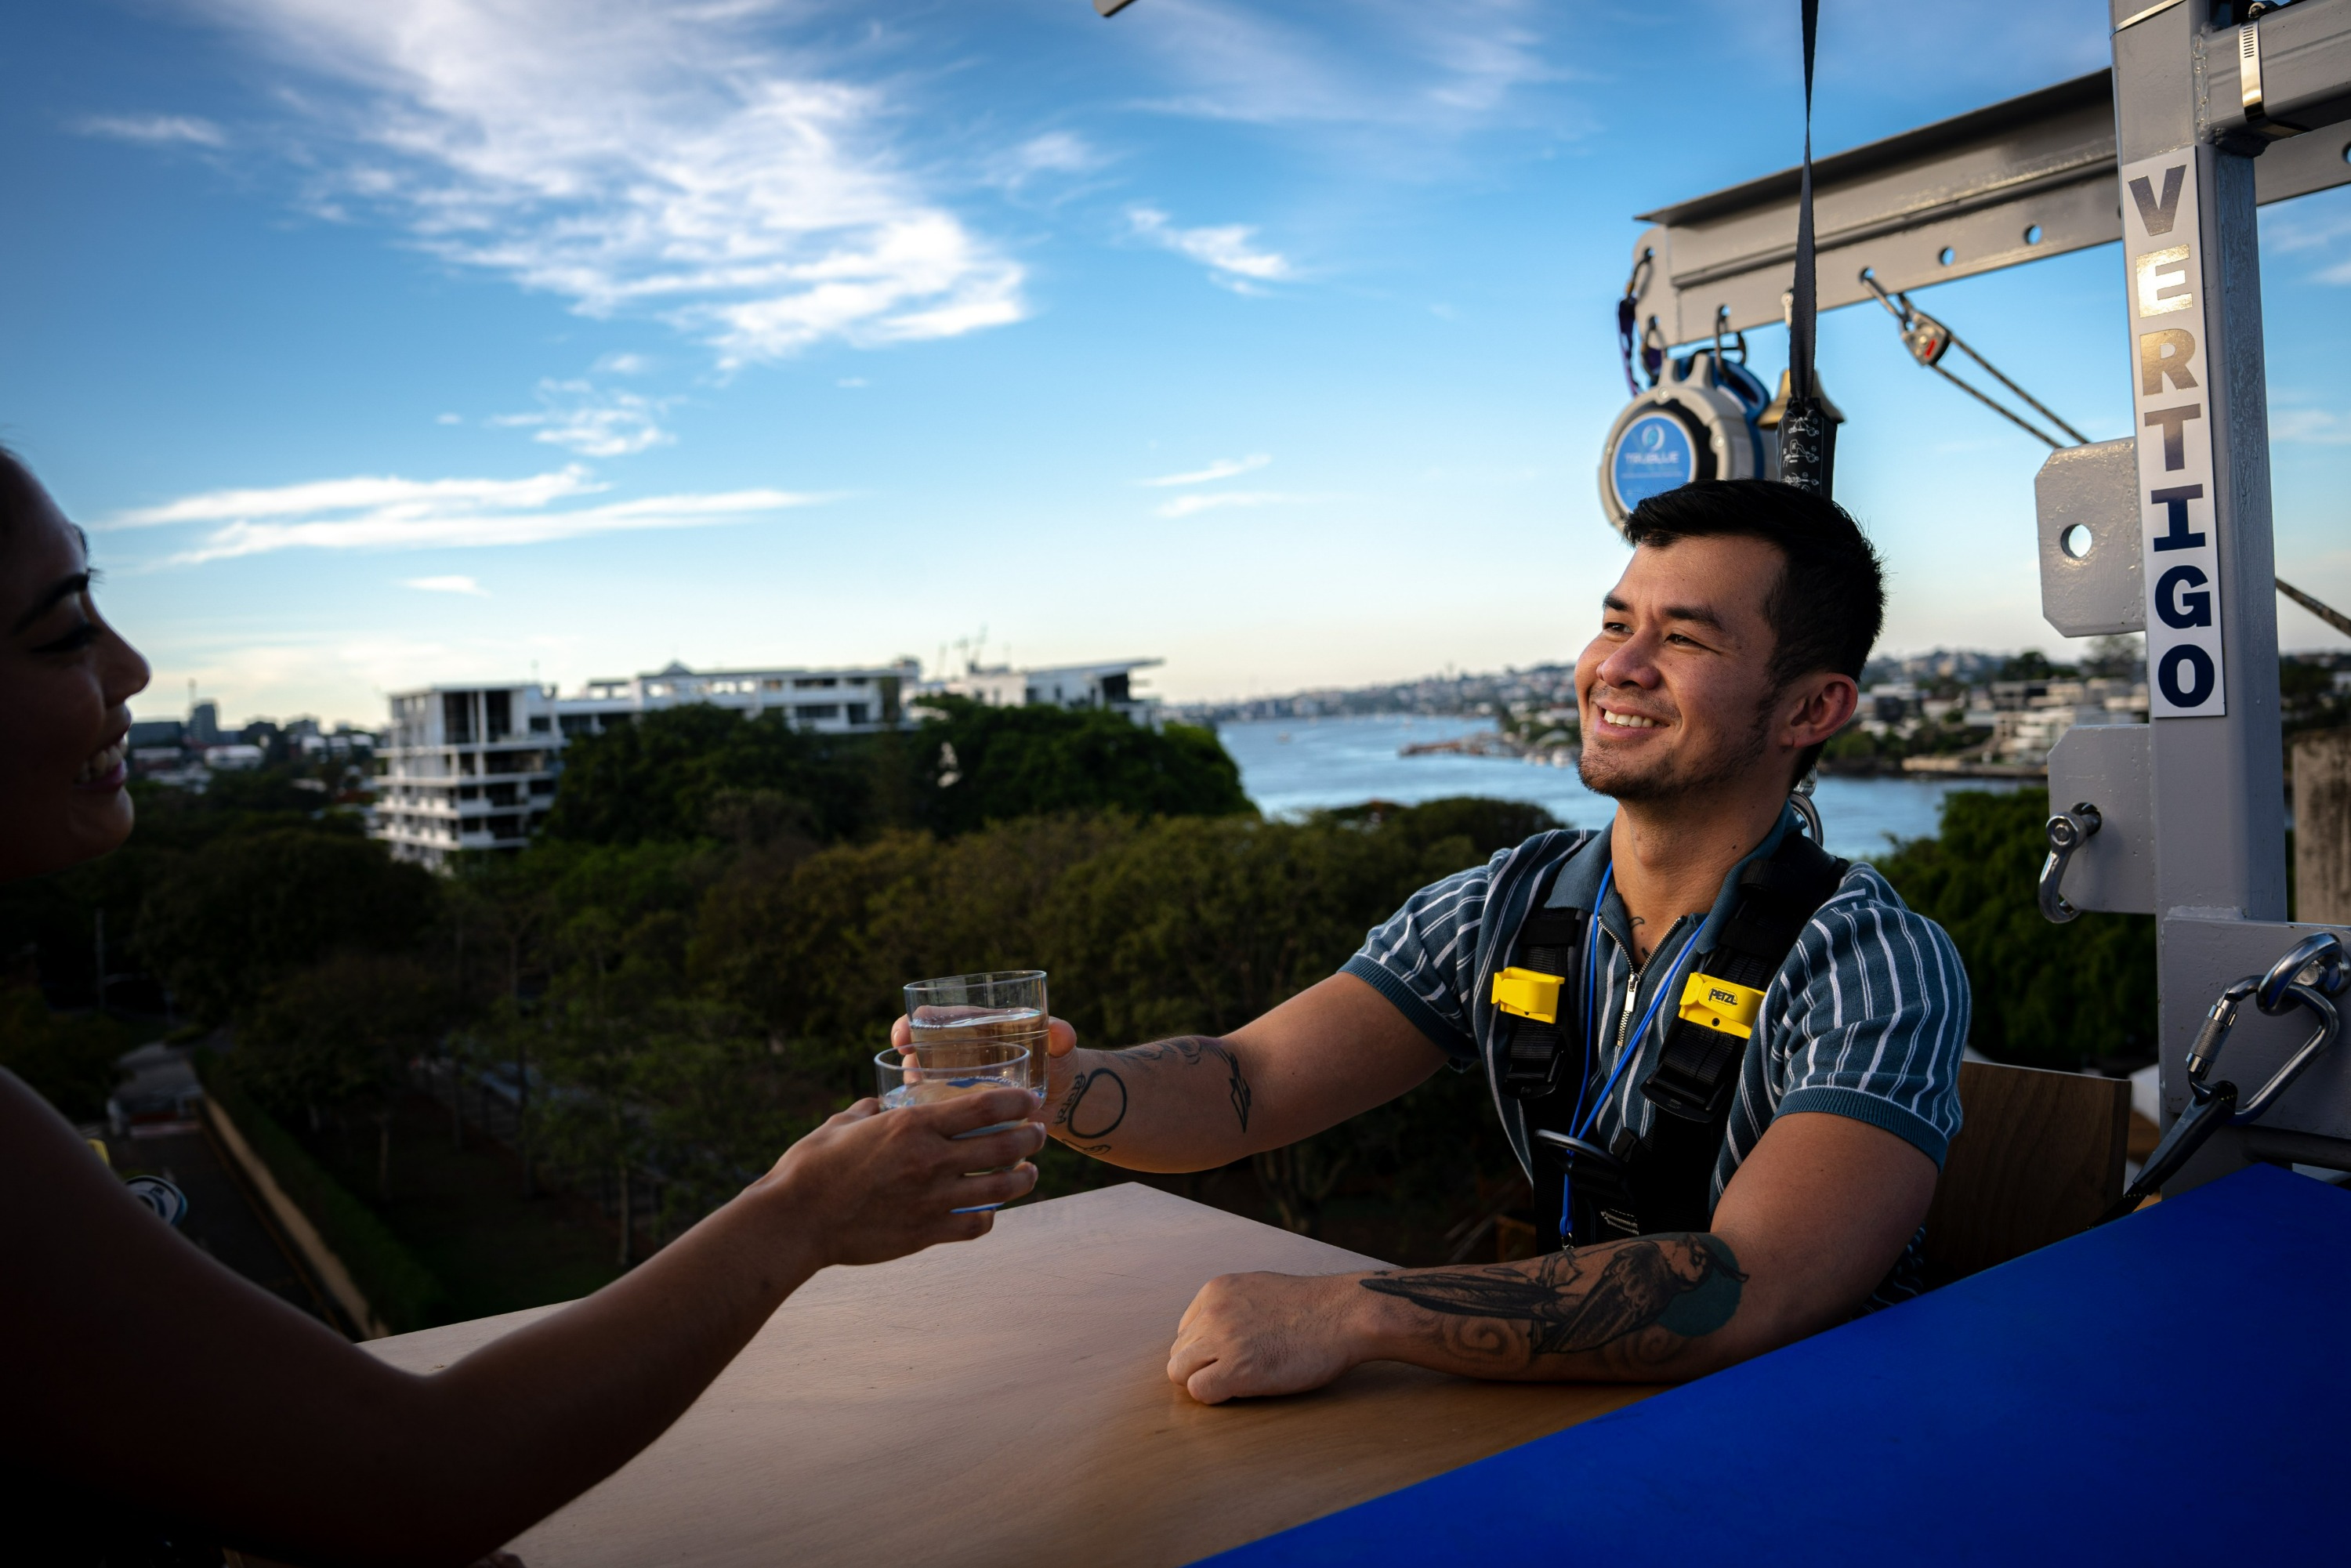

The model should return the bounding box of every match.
[11,572,90,635]
[1657,603,1728,632]
[1601,592,1728,633]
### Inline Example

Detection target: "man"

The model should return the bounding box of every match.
[1034,480,1966,1403]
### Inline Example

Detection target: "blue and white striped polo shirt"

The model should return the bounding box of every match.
[1342,809,1969,1296]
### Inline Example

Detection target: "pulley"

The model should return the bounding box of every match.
[1597,347,1775,534]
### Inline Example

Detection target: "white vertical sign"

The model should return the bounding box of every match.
[2121,150,2225,719]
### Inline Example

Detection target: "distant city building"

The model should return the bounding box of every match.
[371,659,922,868]
[926,658,1162,725]
[188,701,223,746]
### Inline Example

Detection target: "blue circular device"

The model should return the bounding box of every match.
[1610,411,1700,512]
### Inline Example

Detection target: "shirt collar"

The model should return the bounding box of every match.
[1543,805,1802,957]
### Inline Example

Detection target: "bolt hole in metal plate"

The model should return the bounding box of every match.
[1938,245,1955,265]
[2024,223,2043,244]
[2060,523,2093,559]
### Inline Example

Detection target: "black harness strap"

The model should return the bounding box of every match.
[1514,831,1849,1250]
[1498,867,1589,1100]
[1629,835,1848,1237]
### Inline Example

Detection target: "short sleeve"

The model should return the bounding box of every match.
[1770,867,1970,1167]
[1338,850,1508,1067]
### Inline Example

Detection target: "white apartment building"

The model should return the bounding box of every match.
[927,658,1162,725]
[371,660,920,868]
[373,683,563,867]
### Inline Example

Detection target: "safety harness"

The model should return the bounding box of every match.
[1491,830,1849,1251]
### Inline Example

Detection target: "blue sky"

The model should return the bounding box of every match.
[3,0,2346,727]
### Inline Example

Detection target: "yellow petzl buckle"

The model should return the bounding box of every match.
[1491,966,1565,1024]
[1678,972,1766,1037]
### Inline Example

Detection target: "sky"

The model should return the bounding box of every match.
[2,0,2346,729]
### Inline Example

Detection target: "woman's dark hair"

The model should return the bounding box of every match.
[1622,478,1886,780]
[0,444,41,548]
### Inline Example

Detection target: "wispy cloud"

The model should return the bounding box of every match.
[988,130,1107,191]
[2273,408,2351,445]
[492,379,675,458]
[1130,208,1290,291]
[106,466,820,565]
[194,1,1027,364]
[76,113,228,148]
[1120,0,1560,134]
[404,574,489,596]
[1140,454,1270,487]
[1155,490,1314,520]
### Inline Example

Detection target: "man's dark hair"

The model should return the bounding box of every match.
[1622,478,1886,779]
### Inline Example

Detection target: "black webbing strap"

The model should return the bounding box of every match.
[1498,864,1590,1100]
[1627,833,1849,1236]
[1777,0,1837,498]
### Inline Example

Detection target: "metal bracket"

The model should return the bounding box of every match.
[2036,438,2145,636]
[2047,724,2155,914]
[2040,803,2105,923]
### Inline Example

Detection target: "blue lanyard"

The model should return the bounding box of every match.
[1558,861,1704,1239]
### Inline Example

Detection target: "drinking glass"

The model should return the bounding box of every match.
[901,971,1050,1106]
[872,1040,1034,1214]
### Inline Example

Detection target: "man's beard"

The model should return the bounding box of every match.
[1577,699,1774,805]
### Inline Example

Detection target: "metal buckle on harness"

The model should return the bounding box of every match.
[1491,966,1566,1024]
[1533,1129,1642,1245]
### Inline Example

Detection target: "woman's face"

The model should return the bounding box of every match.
[0,478,151,882]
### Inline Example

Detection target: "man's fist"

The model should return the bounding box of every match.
[1166,1270,1370,1404]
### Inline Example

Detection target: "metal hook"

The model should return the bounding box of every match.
[1788,773,1822,844]
[2037,802,2102,924]
[2106,931,2349,1223]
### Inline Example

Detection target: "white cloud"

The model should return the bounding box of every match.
[593,352,651,375]
[1140,454,1270,487]
[1120,0,1559,135]
[837,377,867,389]
[2274,408,2351,445]
[1130,208,1290,289]
[195,0,1027,364]
[404,574,489,596]
[105,466,820,565]
[492,379,675,458]
[1156,490,1312,519]
[988,130,1107,191]
[76,114,228,148]
[434,411,462,425]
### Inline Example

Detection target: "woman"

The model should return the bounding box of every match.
[0,447,1044,1566]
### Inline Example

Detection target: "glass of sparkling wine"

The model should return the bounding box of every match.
[901,970,1050,1109]
[871,1039,1034,1213]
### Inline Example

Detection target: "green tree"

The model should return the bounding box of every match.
[909,697,1250,835]
[540,708,872,847]
[237,951,455,1199]
[0,980,129,1121]
[1875,788,2157,1068]
[136,827,441,1024]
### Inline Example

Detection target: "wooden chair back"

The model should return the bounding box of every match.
[1921,1059,2131,1287]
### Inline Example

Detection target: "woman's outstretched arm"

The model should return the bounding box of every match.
[0,1070,1041,1566]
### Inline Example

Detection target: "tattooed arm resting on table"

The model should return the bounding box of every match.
[1166,1109,1938,1402]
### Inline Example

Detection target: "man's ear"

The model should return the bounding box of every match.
[1781,672,1859,750]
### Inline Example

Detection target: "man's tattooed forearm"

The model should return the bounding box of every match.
[1114,1035,1252,1133]
[1359,1234,1746,1368]
[1058,1068,1128,1141]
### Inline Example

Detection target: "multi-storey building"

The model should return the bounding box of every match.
[370,659,921,868]
[372,683,563,867]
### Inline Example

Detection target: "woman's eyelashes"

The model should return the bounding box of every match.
[31,618,101,656]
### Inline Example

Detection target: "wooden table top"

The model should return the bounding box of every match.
[366,1183,1656,1566]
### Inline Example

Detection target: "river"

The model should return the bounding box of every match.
[1219,715,2025,863]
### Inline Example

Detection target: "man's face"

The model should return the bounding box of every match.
[1575,534,1786,805]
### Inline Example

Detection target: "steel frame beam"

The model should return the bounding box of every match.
[1629,9,2351,346]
